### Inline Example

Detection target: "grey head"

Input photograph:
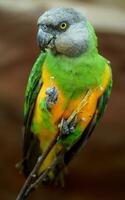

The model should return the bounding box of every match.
[37,7,89,57]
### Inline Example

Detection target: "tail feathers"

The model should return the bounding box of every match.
[16,157,38,177]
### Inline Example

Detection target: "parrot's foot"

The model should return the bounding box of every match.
[59,117,78,137]
[45,86,58,110]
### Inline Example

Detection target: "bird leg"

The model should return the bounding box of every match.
[59,116,78,137]
[45,87,58,110]
[45,77,58,110]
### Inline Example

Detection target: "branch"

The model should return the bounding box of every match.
[24,151,65,199]
[16,132,59,200]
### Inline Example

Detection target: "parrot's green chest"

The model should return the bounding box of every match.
[44,50,106,99]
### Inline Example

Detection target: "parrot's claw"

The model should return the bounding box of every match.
[59,117,77,137]
[45,87,58,110]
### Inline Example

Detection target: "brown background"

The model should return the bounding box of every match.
[0,1,125,200]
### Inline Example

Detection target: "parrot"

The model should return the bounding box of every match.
[22,7,112,184]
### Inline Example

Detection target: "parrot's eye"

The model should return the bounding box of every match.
[58,22,68,31]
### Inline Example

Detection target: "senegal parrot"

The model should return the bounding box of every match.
[22,7,112,184]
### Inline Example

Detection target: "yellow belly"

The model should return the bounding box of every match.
[31,63,111,173]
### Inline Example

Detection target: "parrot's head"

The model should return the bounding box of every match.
[37,7,97,57]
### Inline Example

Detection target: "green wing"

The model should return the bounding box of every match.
[22,52,46,176]
[24,52,46,124]
[64,78,112,164]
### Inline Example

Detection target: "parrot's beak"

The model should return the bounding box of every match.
[37,27,54,51]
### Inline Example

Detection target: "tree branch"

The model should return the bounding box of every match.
[24,151,65,199]
[16,132,59,200]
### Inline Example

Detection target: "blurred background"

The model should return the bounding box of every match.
[0,0,125,200]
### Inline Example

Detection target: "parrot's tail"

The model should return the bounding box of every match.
[36,144,66,186]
